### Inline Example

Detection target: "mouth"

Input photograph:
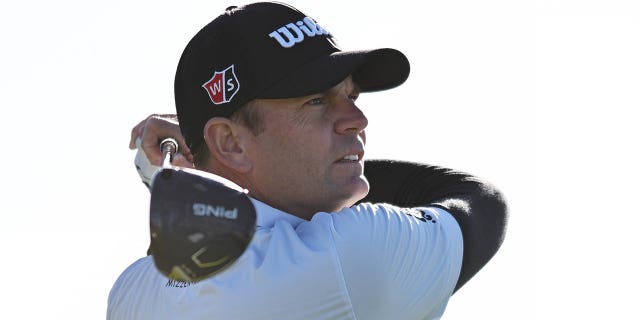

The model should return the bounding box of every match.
[336,151,364,163]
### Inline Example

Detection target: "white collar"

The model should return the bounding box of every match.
[250,198,306,229]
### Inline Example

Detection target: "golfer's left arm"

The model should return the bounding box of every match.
[360,159,508,292]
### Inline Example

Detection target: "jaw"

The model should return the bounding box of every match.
[325,168,370,209]
[288,173,370,219]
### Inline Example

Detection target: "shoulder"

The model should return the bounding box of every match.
[306,202,462,245]
[108,256,153,299]
[298,203,464,319]
[107,256,165,318]
[110,256,158,286]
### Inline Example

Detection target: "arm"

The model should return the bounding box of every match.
[359,159,508,293]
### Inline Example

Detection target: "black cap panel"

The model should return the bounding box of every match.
[175,2,410,151]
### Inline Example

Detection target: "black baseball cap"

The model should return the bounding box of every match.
[175,1,410,151]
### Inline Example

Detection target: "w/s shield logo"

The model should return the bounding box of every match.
[202,65,240,105]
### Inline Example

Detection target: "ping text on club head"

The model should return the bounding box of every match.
[192,203,238,219]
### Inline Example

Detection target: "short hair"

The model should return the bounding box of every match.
[192,100,265,168]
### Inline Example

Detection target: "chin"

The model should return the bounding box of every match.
[343,176,370,207]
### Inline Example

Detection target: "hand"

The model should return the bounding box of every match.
[129,114,194,168]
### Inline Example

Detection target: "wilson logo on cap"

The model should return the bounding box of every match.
[268,17,329,48]
[202,65,240,105]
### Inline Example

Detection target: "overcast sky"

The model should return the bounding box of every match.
[1,0,638,319]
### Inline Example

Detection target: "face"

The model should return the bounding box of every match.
[242,76,369,219]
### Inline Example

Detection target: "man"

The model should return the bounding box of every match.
[108,2,507,319]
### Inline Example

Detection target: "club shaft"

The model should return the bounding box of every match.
[160,138,178,168]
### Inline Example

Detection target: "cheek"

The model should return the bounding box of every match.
[254,132,307,172]
[269,123,332,160]
[256,114,335,176]
[268,137,331,187]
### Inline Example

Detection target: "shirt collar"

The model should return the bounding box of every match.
[250,198,306,228]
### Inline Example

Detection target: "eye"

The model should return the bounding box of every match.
[305,97,325,106]
[349,94,359,102]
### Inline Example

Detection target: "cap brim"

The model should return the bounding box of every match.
[259,48,410,99]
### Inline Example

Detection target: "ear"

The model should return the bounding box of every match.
[203,117,252,173]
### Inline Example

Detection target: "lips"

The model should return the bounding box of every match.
[336,150,364,163]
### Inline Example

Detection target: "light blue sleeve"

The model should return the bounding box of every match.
[314,203,463,320]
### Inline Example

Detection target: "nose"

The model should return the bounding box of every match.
[334,98,368,135]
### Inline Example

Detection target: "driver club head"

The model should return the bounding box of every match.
[149,167,256,282]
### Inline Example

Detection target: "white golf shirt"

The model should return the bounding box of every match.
[107,199,463,320]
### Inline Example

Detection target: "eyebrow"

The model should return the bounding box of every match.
[326,78,360,96]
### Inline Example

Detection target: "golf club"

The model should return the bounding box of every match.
[149,138,257,282]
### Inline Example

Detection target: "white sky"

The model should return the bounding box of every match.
[1,0,638,319]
